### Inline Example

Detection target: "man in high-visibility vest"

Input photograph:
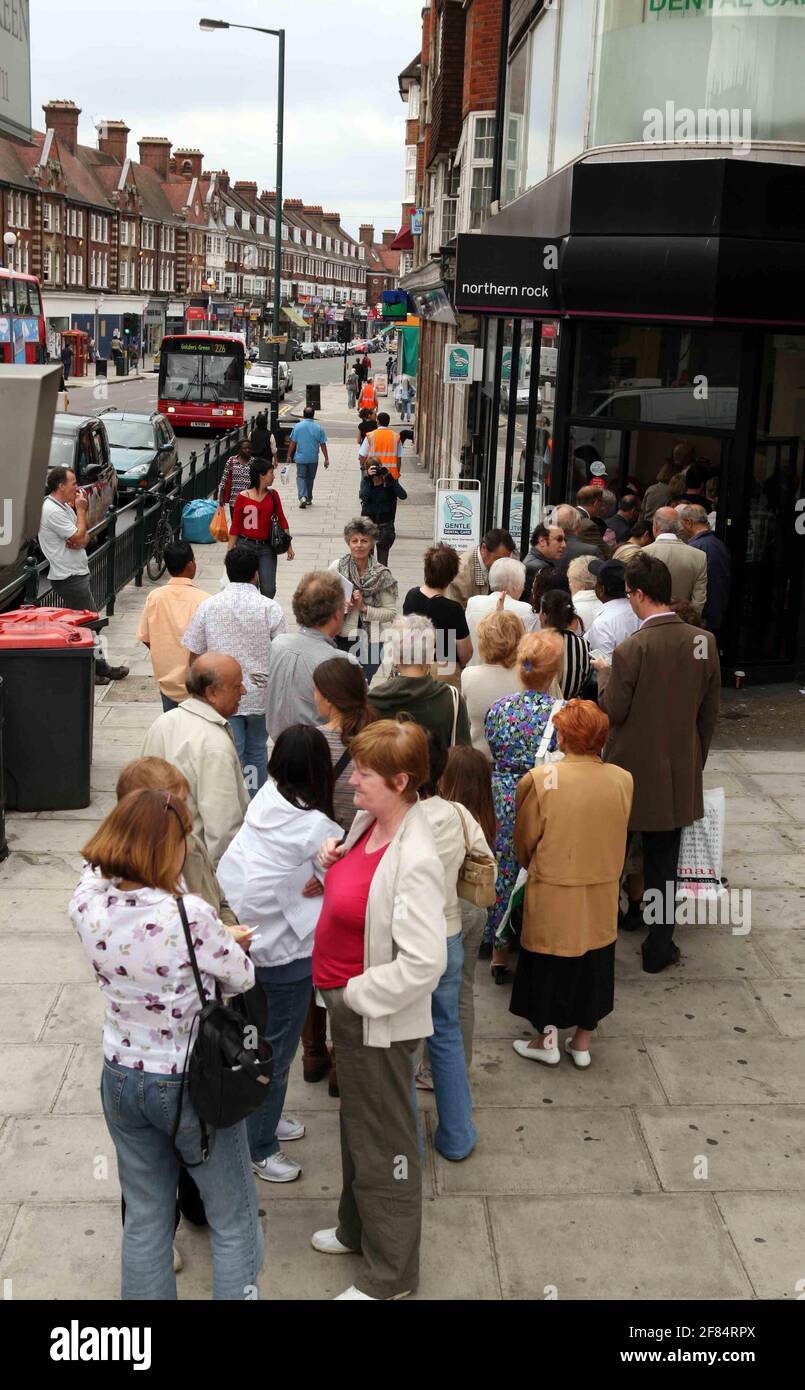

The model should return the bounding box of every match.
[358,411,402,479]
[358,378,378,414]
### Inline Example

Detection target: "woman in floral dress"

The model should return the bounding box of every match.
[484,631,565,981]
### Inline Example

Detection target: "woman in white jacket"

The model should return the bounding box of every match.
[311,719,447,1301]
[217,726,341,1185]
[417,731,495,1161]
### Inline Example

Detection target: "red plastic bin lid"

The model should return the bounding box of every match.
[0,608,96,649]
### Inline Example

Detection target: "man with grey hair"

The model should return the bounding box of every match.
[554,503,601,574]
[465,556,537,665]
[643,505,707,616]
[141,653,250,864]
[369,614,471,745]
[678,504,731,642]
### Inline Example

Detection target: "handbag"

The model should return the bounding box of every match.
[453,803,498,908]
[209,504,229,544]
[449,683,460,746]
[172,896,273,1164]
[533,699,565,767]
[268,490,292,555]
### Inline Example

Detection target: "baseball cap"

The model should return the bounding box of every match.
[590,558,627,595]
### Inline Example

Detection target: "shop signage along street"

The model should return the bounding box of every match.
[455,234,561,317]
[443,344,481,385]
[434,478,481,554]
[0,0,30,139]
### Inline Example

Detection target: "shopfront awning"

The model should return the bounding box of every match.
[281,305,308,330]
[389,225,414,252]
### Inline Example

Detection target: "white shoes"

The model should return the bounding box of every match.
[334,1285,413,1301]
[252,1150,301,1183]
[564,1037,592,1069]
[311,1227,355,1255]
[275,1114,306,1142]
[512,1038,560,1066]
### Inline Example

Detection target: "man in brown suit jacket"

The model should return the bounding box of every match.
[600,553,720,974]
[575,487,610,557]
[445,527,515,608]
[643,508,708,617]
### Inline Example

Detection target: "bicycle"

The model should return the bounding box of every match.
[146,489,178,581]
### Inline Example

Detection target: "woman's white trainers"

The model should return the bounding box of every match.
[275,1114,306,1142]
[252,1150,301,1182]
[512,1038,560,1066]
[564,1037,592,1068]
[311,1227,355,1255]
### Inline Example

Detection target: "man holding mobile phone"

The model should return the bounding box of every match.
[39,467,129,684]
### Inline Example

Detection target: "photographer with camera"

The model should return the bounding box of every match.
[359,456,407,566]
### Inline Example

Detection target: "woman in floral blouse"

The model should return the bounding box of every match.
[69,787,261,1301]
[483,631,565,981]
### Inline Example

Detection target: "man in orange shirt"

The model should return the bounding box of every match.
[358,378,378,414]
[136,541,210,711]
[358,411,402,479]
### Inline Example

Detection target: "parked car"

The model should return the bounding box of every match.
[299,341,317,359]
[349,339,369,354]
[281,360,294,391]
[100,410,178,496]
[288,338,304,361]
[47,414,118,532]
[245,362,286,401]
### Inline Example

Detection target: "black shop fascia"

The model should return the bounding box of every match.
[458,156,805,682]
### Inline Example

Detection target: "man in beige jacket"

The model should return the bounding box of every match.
[446,527,515,607]
[643,507,707,617]
[141,653,250,865]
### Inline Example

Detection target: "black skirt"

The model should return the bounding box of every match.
[509,941,615,1033]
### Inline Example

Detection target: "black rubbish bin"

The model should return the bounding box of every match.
[95,358,108,378]
[305,383,321,412]
[276,416,301,464]
[0,609,96,811]
[114,355,125,377]
[0,676,8,862]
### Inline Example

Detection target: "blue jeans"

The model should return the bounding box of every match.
[228,713,268,796]
[428,932,477,1160]
[161,693,178,713]
[296,460,318,502]
[246,969,313,1161]
[101,1060,263,1300]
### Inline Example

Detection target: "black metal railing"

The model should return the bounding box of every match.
[0,417,257,617]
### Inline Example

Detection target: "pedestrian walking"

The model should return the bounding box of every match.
[250,410,279,465]
[136,541,209,711]
[218,440,254,508]
[287,406,329,508]
[395,375,414,423]
[140,652,250,863]
[346,366,359,409]
[359,460,407,566]
[329,517,398,681]
[38,468,129,684]
[358,411,403,478]
[311,720,447,1300]
[60,341,73,380]
[227,457,295,599]
[69,788,260,1300]
[182,549,287,794]
[358,377,378,415]
[217,726,342,1185]
[599,553,720,973]
[510,700,633,1069]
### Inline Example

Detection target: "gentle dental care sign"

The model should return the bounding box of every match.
[454,235,561,317]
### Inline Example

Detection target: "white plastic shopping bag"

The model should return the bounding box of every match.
[677,787,726,901]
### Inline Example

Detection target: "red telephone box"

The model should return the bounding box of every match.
[61,329,89,377]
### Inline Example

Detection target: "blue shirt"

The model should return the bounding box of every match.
[689,531,731,632]
[290,418,327,464]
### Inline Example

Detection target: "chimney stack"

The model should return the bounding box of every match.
[382,229,396,247]
[175,149,204,178]
[96,119,130,162]
[359,224,374,247]
[137,137,172,181]
[44,100,81,156]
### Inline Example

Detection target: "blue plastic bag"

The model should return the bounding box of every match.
[181,499,218,543]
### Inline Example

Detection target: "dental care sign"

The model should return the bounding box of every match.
[435,478,481,554]
[455,234,561,317]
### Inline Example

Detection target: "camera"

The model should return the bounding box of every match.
[369,464,389,478]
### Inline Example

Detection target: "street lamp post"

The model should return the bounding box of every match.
[200,17,284,437]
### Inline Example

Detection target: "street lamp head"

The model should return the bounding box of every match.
[3,231,17,249]
[199,17,229,31]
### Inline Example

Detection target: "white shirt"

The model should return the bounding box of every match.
[585,597,640,658]
[640,611,676,627]
[420,797,494,938]
[653,532,680,543]
[572,589,604,634]
[217,779,341,970]
[182,582,287,717]
[466,592,539,666]
[38,496,89,580]
[461,662,525,759]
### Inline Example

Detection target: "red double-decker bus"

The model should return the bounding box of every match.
[157,331,245,430]
[0,268,47,365]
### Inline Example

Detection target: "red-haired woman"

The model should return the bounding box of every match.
[510,700,633,1069]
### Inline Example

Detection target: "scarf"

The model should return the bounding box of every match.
[338,552,398,608]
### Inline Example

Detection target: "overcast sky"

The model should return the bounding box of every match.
[30,0,419,237]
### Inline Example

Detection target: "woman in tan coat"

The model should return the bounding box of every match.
[510,700,633,1068]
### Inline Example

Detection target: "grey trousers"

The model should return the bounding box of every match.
[323,988,422,1299]
[458,901,486,1067]
[49,574,112,675]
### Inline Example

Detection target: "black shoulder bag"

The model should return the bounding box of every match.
[268,489,292,555]
[172,896,273,1164]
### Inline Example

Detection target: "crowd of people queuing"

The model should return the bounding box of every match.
[64,433,724,1302]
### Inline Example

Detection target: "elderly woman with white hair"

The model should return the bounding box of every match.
[329,516,398,680]
[465,556,538,665]
[369,613,472,747]
[567,555,603,633]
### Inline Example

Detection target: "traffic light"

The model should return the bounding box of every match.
[337,320,351,343]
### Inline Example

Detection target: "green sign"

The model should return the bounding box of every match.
[170,339,237,355]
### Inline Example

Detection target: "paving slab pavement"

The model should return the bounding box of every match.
[1,382,804,1300]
